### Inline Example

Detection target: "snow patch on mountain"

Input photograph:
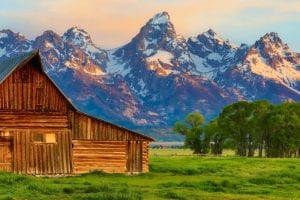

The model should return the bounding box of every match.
[106,51,131,77]
[145,50,181,76]
[207,52,222,61]
[146,50,173,65]
[44,41,54,48]
[190,53,217,78]
[0,48,7,57]
[0,33,8,38]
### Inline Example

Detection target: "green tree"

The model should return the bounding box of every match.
[266,102,300,157]
[203,119,227,155]
[218,101,252,156]
[249,100,271,157]
[173,112,206,154]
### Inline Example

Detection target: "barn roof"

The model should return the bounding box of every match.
[0,50,154,141]
[0,51,37,84]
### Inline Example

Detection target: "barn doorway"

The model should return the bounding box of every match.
[127,141,142,173]
[0,132,13,172]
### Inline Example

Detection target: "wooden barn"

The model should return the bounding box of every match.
[0,50,154,175]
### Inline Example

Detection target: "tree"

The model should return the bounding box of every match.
[203,119,227,155]
[249,100,271,157]
[266,102,300,157]
[218,101,252,156]
[173,112,206,154]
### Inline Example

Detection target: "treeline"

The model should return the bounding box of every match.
[174,101,300,158]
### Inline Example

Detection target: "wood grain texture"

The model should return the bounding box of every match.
[0,141,12,172]
[12,130,72,175]
[72,112,148,141]
[72,140,127,173]
[0,62,69,112]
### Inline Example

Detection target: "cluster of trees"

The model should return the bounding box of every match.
[173,101,300,158]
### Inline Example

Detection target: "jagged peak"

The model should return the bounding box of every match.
[41,30,61,38]
[148,11,170,25]
[262,32,282,43]
[64,26,89,37]
[256,32,284,47]
[0,29,14,35]
[0,29,26,39]
[253,32,291,56]
[190,29,237,48]
[202,29,225,44]
[127,11,178,50]
[206,28,217,36]
[63,26,93,45]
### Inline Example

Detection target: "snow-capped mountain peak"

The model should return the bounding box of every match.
[203,29,225,45]
[148,11,170,25]
[242,32,300,90]
[254,32,298,63]
[63,26,93,47]
[260,32,283,45]
[62,26,107,66]
[110,11,194,77]
[0,29,32,57]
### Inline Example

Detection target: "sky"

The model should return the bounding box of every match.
[1,0,300,52]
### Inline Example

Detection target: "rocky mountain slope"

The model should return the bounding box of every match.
[0,12,299,140]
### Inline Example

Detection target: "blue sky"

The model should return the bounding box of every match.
[1,0,300,52]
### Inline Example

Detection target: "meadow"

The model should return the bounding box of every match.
[0,149,300,200]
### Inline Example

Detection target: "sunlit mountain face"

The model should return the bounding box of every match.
[0,12,299,140]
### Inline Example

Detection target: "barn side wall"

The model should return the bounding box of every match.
[72,140,127,173]
[71,112,147,141]
[71,112,151,173]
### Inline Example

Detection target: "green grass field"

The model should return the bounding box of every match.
[0,149,300,200]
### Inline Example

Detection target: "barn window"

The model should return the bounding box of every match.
[35,86,44,110]
[33,133,56,143]
[33,133,43,142]
[0,131,11,137]
[45,133,56,143]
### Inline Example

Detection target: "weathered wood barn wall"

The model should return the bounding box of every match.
[0,50,153,175]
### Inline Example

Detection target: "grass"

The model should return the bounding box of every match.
[0,149,299,199]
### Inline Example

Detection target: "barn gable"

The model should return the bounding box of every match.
[0,50,153,175]
[0,51,37,84]
[0,52,70,112]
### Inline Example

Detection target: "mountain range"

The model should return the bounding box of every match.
[0,12,299,140]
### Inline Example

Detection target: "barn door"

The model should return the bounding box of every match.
[126,141,142,173]
[29,130,72,175]
[0,138,13,172]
